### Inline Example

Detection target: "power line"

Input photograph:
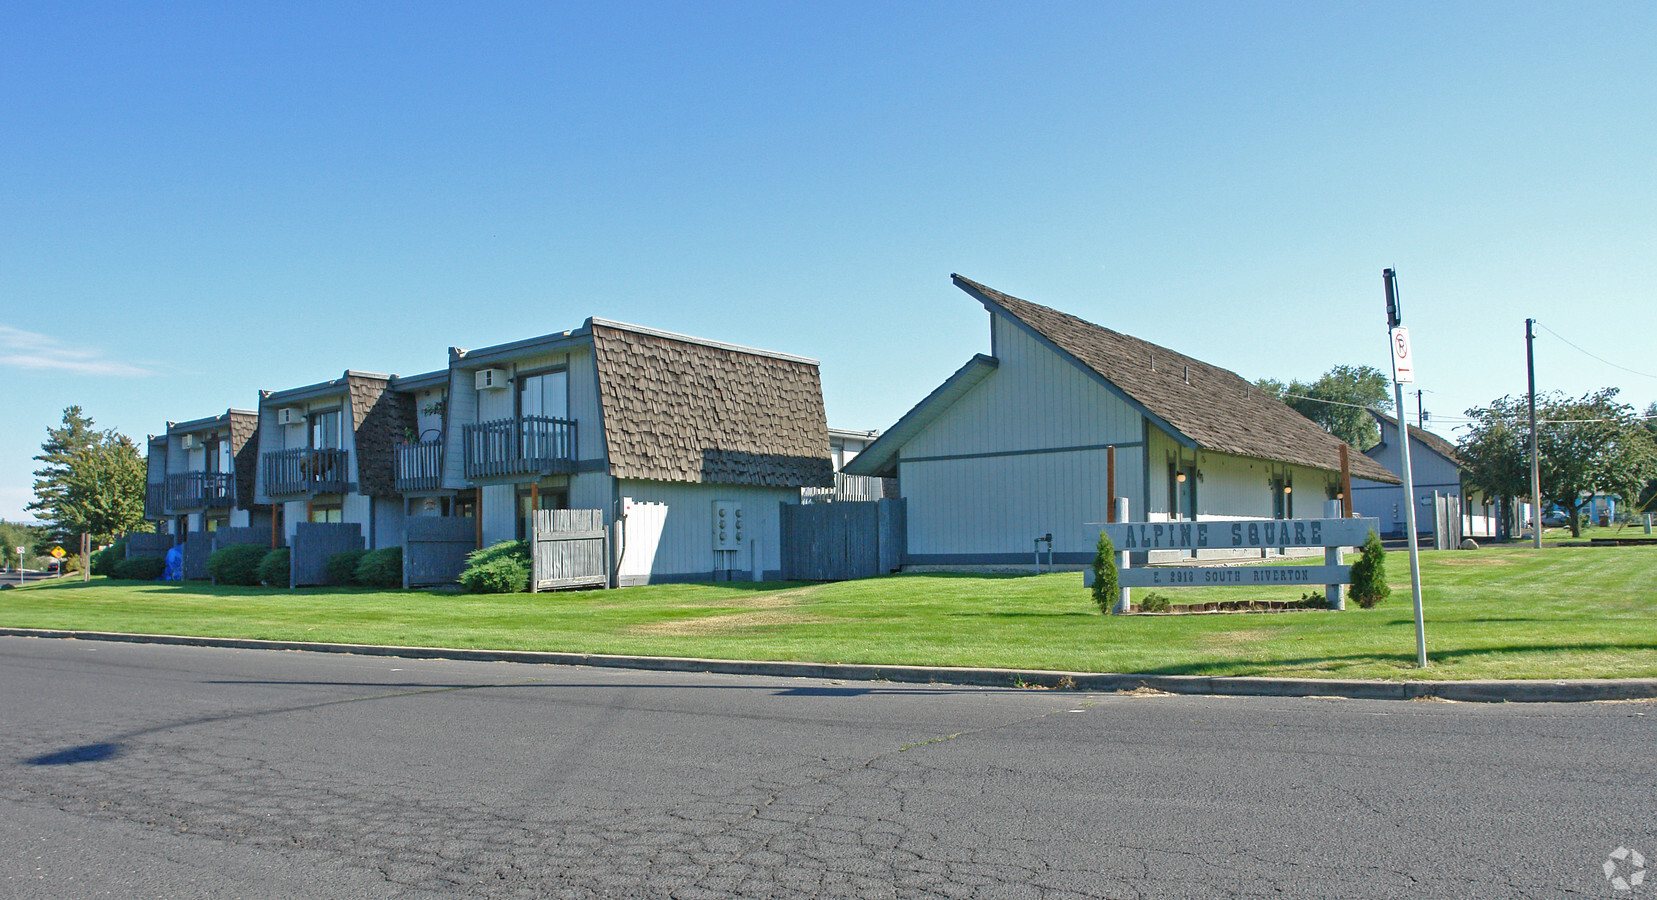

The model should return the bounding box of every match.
[1535,322,1657,379]
[1277,391,1657,426]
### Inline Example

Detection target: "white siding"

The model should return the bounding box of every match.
[569,472,612,513]
[479,483,518,547]
[567,347,604,463]
[901,445,1145,559]
[615,479,794,584]
[414,387,445,443]
[281,500,307,541]
[902,316,1143,458]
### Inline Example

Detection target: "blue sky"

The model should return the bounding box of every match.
[4,2,1654,522]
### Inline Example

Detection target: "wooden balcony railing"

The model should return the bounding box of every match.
[801,473,888,504]
[262,448,351,496]
[167,471,234,509]
[144,483,167,519]
[395,440,444,492]
[462,416,577,479]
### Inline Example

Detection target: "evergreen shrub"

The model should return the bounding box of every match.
[354,548,402,589]
[208,543,267,586]
[257,548,291,587]
[325,549,368,586]
[1348,530,1391,609]
[459,540,531,594]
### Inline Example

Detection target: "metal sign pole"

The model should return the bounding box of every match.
[1384,269,1427,668]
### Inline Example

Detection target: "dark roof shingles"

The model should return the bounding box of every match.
[954,276,1400,484]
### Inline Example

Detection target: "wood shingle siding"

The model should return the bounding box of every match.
[347,373,415,498]
[591,323,832,488]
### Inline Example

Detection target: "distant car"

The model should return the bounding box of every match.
[1541,511,1571,528]
[45,560,60,573]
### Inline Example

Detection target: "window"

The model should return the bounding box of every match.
[309,505,343,524]
[516,369,568,420]
[1168,464,1196,521]
[1272,478,1294,520]
[310,409,342,450]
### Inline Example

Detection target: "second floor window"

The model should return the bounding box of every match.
[517,370,567,420]
[310,409,342,450]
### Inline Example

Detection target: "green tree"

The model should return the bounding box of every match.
[26,406,98,548]
[0,520,44,570]
[26,407,151,554]
[1257,365,1392,449]
[1458,389,1657,538]
[1639,402,1657,516]
[1090,530,1119,614]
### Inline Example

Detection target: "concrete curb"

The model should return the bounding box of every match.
[4,627,1655,703]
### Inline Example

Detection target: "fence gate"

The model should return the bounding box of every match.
[290,522,365,587]
[779,497,905,582]
[180,534,215,580]
[404,516,476,588]
[530,509,609,591]
[212,527,277,552]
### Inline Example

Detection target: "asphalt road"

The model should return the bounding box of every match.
[1,637,1651,899]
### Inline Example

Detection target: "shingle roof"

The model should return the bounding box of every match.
[953,275,1400,484]
[347,373,416,498]
[228,410,259,510]
[590,323,832,488]
[1367,409,1463,466]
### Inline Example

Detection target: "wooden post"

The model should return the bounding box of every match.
[1340,445,1354,517]
[81,533,90,582]
[474,493,484,549]
[1324,499,1345,611]
[270,505,279,549]
[1106,446,1116,523]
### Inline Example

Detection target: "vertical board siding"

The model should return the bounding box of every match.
[480,483,517,547]
[126,533,176,559]
[901,446,1143,557]
[902,315,1142,459]
[178,533,213,579]
[373,496,405,550]
[442,367,475,490]
[566,348,605,462]
[615,480,795,584]
[211,527,274,551]
[403,516,476,587]
[530,508,608,589]
[290,522,366,587]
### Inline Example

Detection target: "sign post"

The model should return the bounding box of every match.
[1383,268,1428,668]
[14,547,23,587]
[49,546,66,578]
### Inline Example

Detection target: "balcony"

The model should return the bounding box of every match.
[145,483,167,519]
[262,447,351,496]
[462,416,577,480]
[395,439,444,492]
[167,471,234,509]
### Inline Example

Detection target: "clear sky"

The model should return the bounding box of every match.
[3,2,1654,522]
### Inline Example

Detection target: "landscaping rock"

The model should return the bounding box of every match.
[1460,539,1479,550]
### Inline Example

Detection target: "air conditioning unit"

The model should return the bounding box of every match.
[475,368,508,391]
[275,407,301,426]
[179,433,197,450]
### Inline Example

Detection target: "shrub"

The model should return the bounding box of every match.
[1297,590,1329,610]
[1347,530,1391,609]
[459,540,531,594]
[208,543,268,586]
[92,538,129,577]
[257,548,291,587]
[354,548,402,589]
[325,549,368,586]
[1137,591,1171,613]
[112,554,165,581]
[1089,530,1119,613]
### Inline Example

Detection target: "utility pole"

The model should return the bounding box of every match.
[1526,319,1541,549]
[1383,269,1427,668]
[1416,390,1425,428]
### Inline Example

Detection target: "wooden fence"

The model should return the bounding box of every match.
[779,498,905,582]
[212,526,277,552]
[404,516,476,588]
[290,522,365,588]
[530,509,608,591]
[126,533,176,560]
[179,534,214,580]
[1432,493,1464,551]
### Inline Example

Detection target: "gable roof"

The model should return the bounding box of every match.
[590,322,832,488]
[950,276,1399,483]
[1366,409,1463,466]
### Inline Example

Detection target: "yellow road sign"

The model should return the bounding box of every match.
[49,546,66,558]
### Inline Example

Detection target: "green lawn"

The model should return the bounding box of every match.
[3,545,1654,681]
